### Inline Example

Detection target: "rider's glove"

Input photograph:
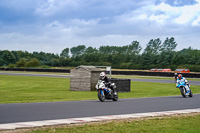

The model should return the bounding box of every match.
[176,83,179,88]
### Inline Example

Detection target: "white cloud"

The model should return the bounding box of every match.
[174,5,200,24]
[192,16,200,26]
[138,14,148,20]
[149,14,168,24]
[46,21,64,28]
[34,0,77,16]
[117,1,200,26]
[1,0,200,54]
[70,18,101,26]
[151,2,200,25]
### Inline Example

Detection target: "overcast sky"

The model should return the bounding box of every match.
[0,0,200,54]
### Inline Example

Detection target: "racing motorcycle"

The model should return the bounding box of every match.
[176,81,193,98]
[96,80,118,102]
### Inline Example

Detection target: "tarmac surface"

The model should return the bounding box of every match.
[0,94,200,124]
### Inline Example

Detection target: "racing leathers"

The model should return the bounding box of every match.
[100,76,110,87]
[100,76,116,94]
[176,77,190,93]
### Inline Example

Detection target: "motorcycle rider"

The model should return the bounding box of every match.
[99,72,110,83]
[176,74,190,93]
[174,73,178,81]
[99,72,116,95]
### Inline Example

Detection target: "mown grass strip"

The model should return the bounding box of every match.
[0,75,200,103]
[29,113,200,133]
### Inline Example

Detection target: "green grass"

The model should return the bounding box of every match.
[0,75,200,103]
[0,75,95,103]
[29,113,200,133]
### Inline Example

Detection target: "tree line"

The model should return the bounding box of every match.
[1,37,200,72]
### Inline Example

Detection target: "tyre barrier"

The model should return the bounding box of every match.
[0,68,70,73]
[110,78,131,92]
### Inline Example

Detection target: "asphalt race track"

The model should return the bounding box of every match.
[0,94,200,124]
[130,78,200,86]
[0,72,71,78]
[0,72,200,125]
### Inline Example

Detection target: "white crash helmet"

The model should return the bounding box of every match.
[100,72,106,79]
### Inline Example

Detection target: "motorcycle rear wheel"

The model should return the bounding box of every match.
[189,90,193,97]
[112,92,118,101]
[98,90,105,102]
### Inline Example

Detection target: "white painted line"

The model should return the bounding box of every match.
[106,115,133,119]
[0,108,200,131]
[43,119,75,125]
[69,117,101,122]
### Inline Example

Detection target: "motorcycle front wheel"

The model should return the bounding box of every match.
[98,90,105,102]
[180,87,186,98]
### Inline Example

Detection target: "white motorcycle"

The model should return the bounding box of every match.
[176,81,193,98]
[96,80,118,102]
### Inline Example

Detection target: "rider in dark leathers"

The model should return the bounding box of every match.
[99,72,116,95]
[99,72,110,86]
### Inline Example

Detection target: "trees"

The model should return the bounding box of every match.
[0,50,60,67]
[85,47,98,54]
[60,48,70,58]
[1,37,200,71]
[16,58,40,67]
[141,37,178,68]
[141,38,162,66]
[126,41,142,65]
[70,45,86,57]
[161,37,177,52]
[25,58,40,67]
[157,37,178,67]
[143,38,162,56]
[127,41,142,55]
[16,58,27,67]
[0,50,16,66]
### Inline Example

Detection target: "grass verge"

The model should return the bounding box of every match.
[12,113,200,133]
[0,75,200,104]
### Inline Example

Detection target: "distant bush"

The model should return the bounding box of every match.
[16,58,27,67]
[40,65,51,68]
[16,58,40,68]
[7,64,16,68]
[25,58,40,67]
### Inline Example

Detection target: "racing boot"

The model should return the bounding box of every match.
[185,85,190,93]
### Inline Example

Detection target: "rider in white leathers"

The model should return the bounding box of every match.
[176,74,190,93]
